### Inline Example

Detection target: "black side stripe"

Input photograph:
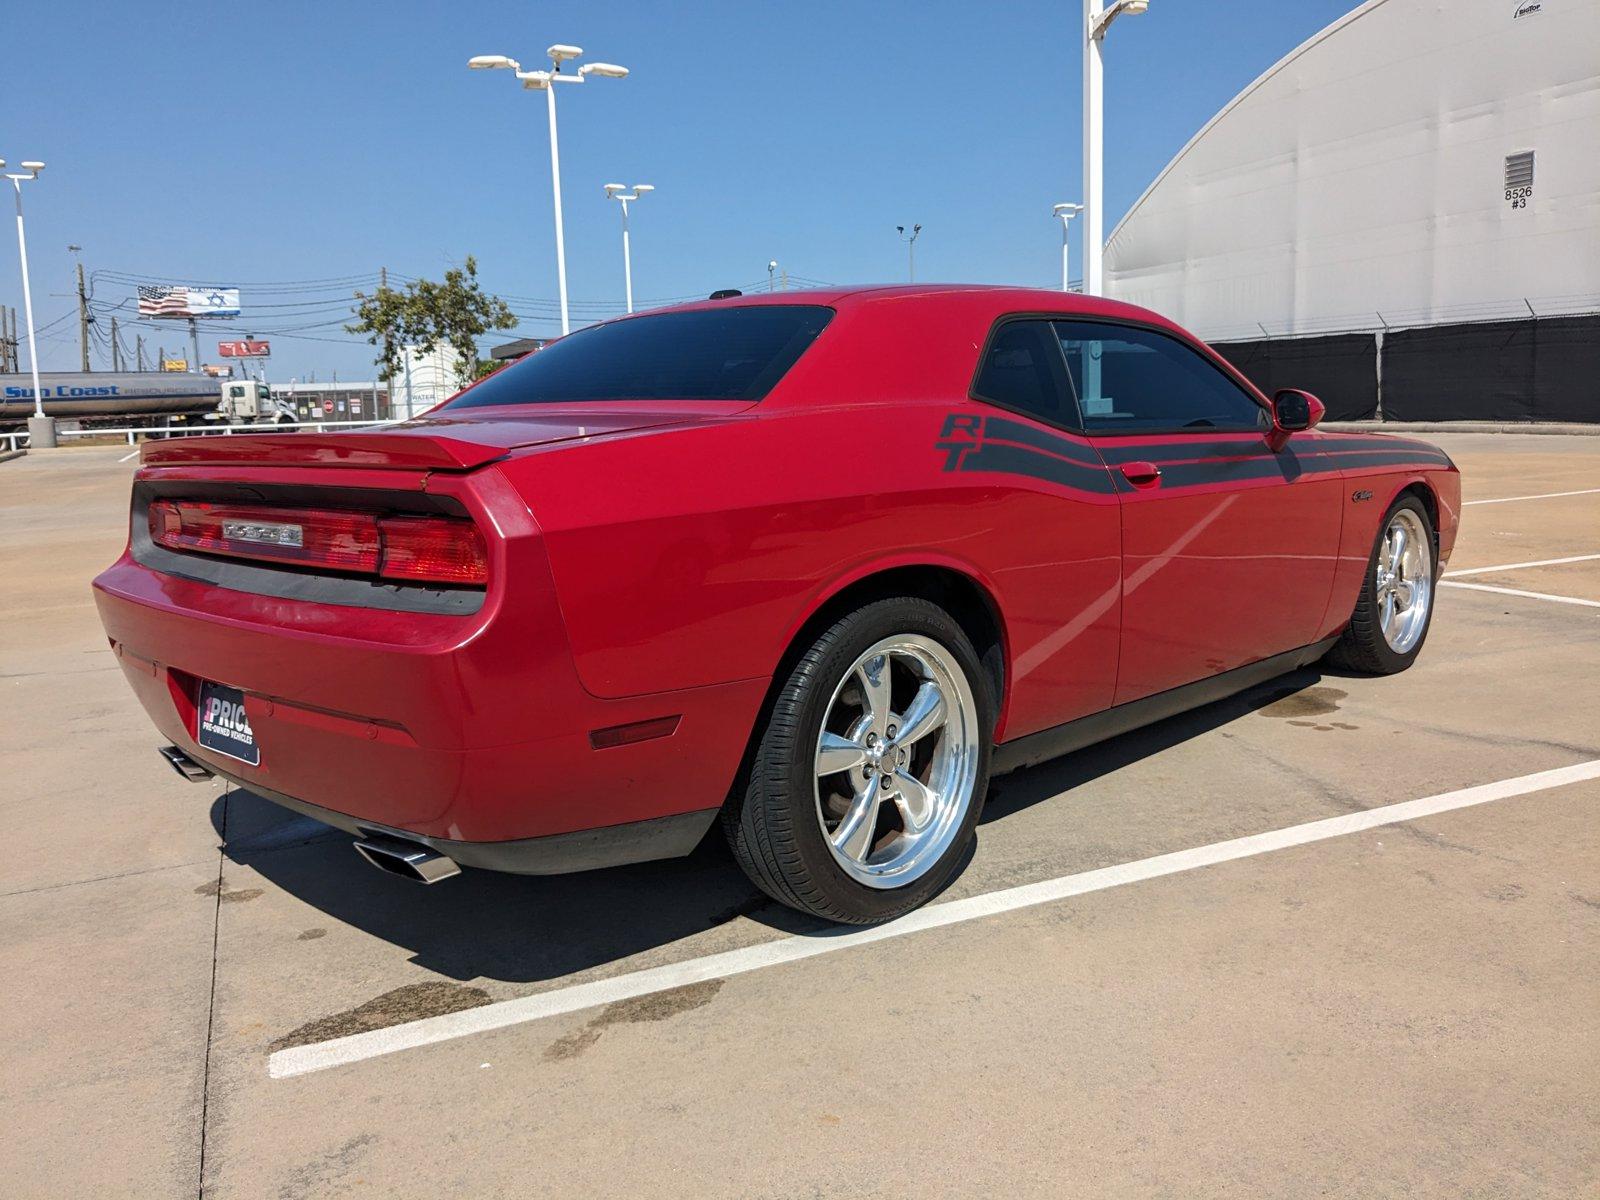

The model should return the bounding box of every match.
[1123,456,1308,491]
[1320,447,1454,468]
[953,443,1118,494]
[1095,438,1270,465]
[938,412,1449,497]
[979,416,1106,466]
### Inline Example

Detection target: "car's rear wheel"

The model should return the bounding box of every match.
[1326,495,1437,675]
[724,597,993,924]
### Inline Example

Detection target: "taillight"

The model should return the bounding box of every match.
[375,516,489,585]
[147,500,487,587]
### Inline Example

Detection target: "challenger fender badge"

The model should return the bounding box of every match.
[1352,489,1373,503]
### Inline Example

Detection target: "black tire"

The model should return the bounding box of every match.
[723,597,994,924]
[1325,494,1436,675]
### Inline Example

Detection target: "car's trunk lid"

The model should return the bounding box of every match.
[140,401,752,471]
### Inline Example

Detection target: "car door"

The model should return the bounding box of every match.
[955,318,1123,739]
[1052,319,1343,707]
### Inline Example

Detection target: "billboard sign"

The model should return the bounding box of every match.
[161,358,189,372]
[218,340,270,358]
[138,285,242,319]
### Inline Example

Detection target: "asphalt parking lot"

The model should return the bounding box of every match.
[4,434,1597,1198]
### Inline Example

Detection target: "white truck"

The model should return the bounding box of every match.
[213,379,295,425]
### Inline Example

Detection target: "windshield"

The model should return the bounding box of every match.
[449,305,833,408]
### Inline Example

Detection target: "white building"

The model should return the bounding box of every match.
[1104,0,1600,343]
[394,343,463,418]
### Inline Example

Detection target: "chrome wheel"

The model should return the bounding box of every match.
[1376,508,1433,654]
[813,634,980,889]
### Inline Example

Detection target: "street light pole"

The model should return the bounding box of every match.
[604,183,653,313]
[3,159,53,447]
[470,46,630,337]
[544,77,569,334]
[897,223,922,283]
[1083,0,1148,296]
[1052,203,1083,292]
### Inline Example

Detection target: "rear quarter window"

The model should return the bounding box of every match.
[450,305,833,407]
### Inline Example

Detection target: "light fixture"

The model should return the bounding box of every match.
[468,40,630,334]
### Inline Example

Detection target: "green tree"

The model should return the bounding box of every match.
[348,257,517,390]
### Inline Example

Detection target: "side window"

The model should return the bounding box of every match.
[1053,320,1267,434]
[971,320,1075,427]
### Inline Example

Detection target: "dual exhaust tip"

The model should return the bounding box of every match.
[156,745,460,885]
[352,833,461,884]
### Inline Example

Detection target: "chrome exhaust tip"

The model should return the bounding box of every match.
[158,744,214,783]
[353,833,461,884]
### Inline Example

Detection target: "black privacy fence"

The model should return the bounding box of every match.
[1210,314,1600,423]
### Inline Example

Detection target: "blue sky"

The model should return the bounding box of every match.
[7,0,1352,381]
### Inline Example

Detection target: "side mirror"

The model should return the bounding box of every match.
[1266,388,1325,451]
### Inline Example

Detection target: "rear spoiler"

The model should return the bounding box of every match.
[140,430,506,471]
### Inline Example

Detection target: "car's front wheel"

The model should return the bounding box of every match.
[725,597,993,924]
[1326,494,1437,674]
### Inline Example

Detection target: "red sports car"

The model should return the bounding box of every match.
[93,286,1459,924]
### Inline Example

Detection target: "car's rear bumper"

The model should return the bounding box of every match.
[93,528,767,851]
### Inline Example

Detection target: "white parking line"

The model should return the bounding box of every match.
[268,758,1600,1079]
[1463,487,1600,507]
[1444,553,1600,578]
[1441,581,1600,609]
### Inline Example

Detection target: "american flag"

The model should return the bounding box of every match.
[138,286,193,317]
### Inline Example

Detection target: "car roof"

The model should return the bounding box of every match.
[660,282,1180,331]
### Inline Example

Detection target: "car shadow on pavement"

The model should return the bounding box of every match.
[211,790,829,985]
[981,665,1330,824]
[213,666,1332,986]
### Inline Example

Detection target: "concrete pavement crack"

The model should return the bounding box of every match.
[0,857,217,898]
[196,787,229,1199]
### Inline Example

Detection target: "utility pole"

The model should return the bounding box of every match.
[136,333,145,372]
[379,266,395,400]
[75,258,90,371]
[187,317,199,373]
[111,316,121,371]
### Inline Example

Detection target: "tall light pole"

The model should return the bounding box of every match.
[3,158,53,448]
[897,223,922,283]
[1083,0,1148,296]
[767,260,778,293]
[603,182,653,314]
[1052,203,1083,292]
[469,46,630,336]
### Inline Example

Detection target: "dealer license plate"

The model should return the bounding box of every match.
[196,681,260,766]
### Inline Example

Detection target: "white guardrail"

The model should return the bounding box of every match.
[2,417,404,454]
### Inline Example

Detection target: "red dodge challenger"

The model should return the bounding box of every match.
[93,286,1459,924]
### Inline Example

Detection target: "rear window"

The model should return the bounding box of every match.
[449,305,833,408]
